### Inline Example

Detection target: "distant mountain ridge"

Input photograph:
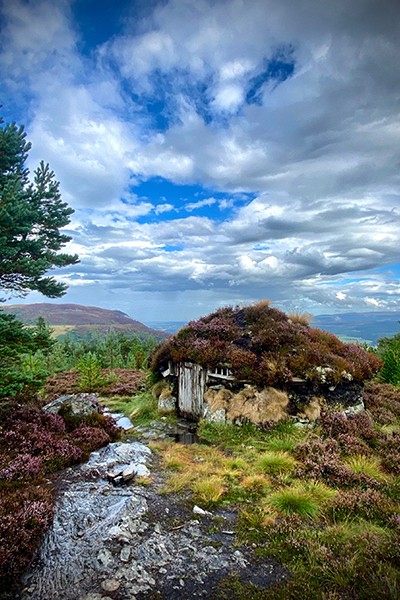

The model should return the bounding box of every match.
[2,303,170,341]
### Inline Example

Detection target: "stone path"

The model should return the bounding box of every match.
[17,437,288,600]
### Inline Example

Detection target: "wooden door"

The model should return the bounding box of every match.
[178,362,206,419]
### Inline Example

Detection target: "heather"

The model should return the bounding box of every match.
[150,302,381,386]
[0,400,121,595]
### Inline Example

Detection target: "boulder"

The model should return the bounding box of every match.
[42,394,100,417]
[158,395,176,413]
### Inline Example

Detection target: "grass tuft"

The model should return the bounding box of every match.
[193,477,226,505]
[265,486,321,518]
[256,451,297,475]
[345,454,387,481]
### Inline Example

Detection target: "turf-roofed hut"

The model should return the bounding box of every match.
[150,301,382,426]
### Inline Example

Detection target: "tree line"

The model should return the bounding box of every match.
[0,313,158,398]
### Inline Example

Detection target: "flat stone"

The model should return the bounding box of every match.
[101,579,120,592]
[193,505,213,516]
[133,463,150,477]
[120,547,131,562]
[122,465,136,481]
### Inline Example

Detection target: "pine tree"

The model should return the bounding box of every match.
[0,113,79,299]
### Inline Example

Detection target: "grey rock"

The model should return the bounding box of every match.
[344,400,365,416]
[122,465,136,481]
[158,395,177,412]
[101,579,120,592]
[120,547,131,562]
[193,505,213,516]
[42,394,100,417]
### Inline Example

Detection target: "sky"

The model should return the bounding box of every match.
[1,0,400,323]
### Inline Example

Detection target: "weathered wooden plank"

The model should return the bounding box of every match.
[178,362,206,418]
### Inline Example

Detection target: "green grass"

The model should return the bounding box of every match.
[100,391,160,425]
[345,454,388,481]
[265,486,321,518]
[256,451,297,475]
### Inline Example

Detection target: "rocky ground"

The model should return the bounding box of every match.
[16,423,289,600]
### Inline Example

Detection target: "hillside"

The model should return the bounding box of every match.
[2,303,170,341]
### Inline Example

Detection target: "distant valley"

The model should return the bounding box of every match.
[2,303,170,341]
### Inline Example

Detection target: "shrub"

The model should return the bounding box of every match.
[294,437,361,486]
[320,410,377,446]
[329,488,392,523]
[68,426,110,454]
[364,381,400,420]
[378,431,400,475]
[0,485,54,591]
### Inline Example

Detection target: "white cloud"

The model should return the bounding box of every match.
[155,203,175,214]
[185,197,217,212]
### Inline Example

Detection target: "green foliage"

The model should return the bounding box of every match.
[266,486,322,518]
[0,113,79,299]
[256,451,297,475]
[377,333,400,386]
[102,391,159,425]
[76,352,105,392]
[0,312,49,398]
[0,110,79,398]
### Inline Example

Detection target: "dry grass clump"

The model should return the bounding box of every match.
[300,397,323,422]
[151,380,168,399]
[193,477,226,504]
[288,312,313,326]
[204,388,232,413]
[240,474,270,494]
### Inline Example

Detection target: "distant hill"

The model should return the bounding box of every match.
[2,303,170,341]
[312,312,400,345]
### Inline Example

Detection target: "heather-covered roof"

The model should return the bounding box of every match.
[151,302,382,386]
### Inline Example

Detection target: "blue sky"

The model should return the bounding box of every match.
[1,0,400,322]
